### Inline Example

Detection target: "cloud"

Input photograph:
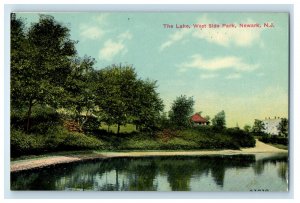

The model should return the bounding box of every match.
[160,29,191,51]
[99,40,125,61]
[160,16,263,50]
[118,30,132,41]
[79,25,105,40]
[98,31,132,61]
[179,54,260,72]
[79,14,110,40]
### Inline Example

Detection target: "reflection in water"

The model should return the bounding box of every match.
[11,153,288,191]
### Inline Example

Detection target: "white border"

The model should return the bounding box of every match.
[1,1,299,201]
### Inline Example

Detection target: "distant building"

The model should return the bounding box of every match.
[191,113,209,126]
[262,117,281,135]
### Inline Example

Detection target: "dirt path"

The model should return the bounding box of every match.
[10,139,287,172]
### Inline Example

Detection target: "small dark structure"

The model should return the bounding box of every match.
[191,113,209,126]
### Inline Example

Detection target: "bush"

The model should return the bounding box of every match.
[11,126,108,157]
[11,105,61,133]
[225,128,256,148]
[64,132,106,150]
[11,129,45,157]
[259,135,288,146]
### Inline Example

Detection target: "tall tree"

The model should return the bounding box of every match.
[252,119,265,135]
[133,79,164,131]
[94,65,164,133]
[11,14,27,109]
[64,56,97,131]
[169,95,194,128]
[95,65,138,134]
[10,14,77,131]
[277,118,288,137]
[211,110,226,130]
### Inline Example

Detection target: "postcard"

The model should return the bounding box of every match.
[10,12,289,192]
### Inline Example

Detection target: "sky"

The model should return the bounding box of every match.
[15,12,289,127]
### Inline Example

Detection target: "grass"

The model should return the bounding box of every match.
[99,122,137,133]
[267,143,288,150]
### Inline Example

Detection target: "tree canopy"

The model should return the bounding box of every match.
[10,15,164,134]
[252,119,265,135]
[94,65,164,133]
[11,14,77,131]
[169,95,194,128]
[212,110,226,130]
[277,118,288,137]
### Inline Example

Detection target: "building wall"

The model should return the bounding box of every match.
[262,119,281,135]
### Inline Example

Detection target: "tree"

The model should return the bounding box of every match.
[64,56,97,131]
[95,65,164,133]
[243,124,251,133]
[11,14,28,109]
[169,95,194,128]
[252,119,265,135]
[277,118,288,137]
[204,115,210,125]
[11,14,77,132]
[132,79,164,131]
[211,110,226,130]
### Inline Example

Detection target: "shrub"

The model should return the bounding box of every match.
[11,126,108,157]
[11,105,61,133]
[11,129,45,157]
[225,128,256,148]
[63,132,106,150]
[259,135,288,146]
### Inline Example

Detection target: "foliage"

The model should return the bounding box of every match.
[99,123,137,134]
[11,129,45,157]
[243,124,251,133]
[252,119,265,135]
[11,126,106,157]
[259,135,288,146]
[277,118,288,137]
[94,65,164,133]
[11,105,61,133]
[132,79,164,131]
[224,128,256,148]
[64,56,97,131]
[113,127,255,151]
[211,110,226,130]
[169,95,194,129]
[11,14,77,132]
[82,116,100,133]
[204,115,210,124]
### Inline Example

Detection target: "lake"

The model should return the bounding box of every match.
[11,153,288,191]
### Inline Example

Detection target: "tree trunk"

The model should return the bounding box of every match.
[26,99,33,132]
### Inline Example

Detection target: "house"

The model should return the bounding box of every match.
[191,113,209,126]
[262,117,281,136]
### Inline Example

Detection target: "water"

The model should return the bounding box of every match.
[11,153,288,191]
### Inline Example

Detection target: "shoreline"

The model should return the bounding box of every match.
[10,140,287,172]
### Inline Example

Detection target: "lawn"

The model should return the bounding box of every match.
[99,122,137,133]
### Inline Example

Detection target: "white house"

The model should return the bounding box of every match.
[262,117,281,135]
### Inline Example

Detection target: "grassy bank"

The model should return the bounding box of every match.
[11,126,256,158]
[10,106,256,158]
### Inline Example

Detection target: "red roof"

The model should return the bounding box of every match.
[191,113,207,123]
